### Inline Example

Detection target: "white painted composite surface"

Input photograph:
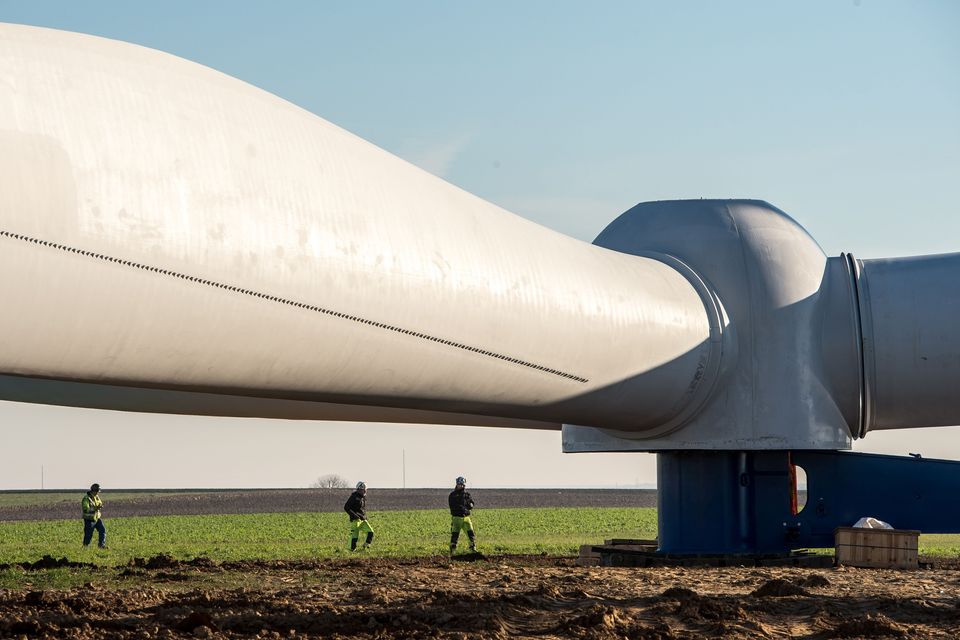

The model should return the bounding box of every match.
[0,24,713,432]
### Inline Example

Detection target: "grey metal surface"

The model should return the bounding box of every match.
[855,252,960,432]
[564,200,857,451]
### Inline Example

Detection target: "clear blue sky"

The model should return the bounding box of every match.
[1,1,957,489]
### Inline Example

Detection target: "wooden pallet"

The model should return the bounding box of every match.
[596,546,833,568]
[578,539,832,568]
[578,539,658,566]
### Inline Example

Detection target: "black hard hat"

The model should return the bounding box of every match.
[90,483,100,492]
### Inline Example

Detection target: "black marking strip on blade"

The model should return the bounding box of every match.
[0,229,588,383]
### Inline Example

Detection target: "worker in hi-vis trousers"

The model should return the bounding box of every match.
[344,481,374,551]
[81,483,107,548]
[448,476,476,555]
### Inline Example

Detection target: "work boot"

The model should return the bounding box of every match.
[449,544,456,557]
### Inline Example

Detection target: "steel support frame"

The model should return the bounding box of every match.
[656,450,960,554]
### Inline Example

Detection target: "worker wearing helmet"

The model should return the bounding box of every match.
[448,476,476,555]
[344,481,374,551]
[81,483,107,549]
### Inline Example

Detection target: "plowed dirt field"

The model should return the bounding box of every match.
[0,489,658,522]
[3,554,960,639]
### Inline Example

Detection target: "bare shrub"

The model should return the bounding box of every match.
[310,474,350,489]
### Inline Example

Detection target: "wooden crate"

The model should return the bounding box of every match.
[835,527,919,569]
[576,544,601,567]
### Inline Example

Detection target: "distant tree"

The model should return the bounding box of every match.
[310,473,350,489]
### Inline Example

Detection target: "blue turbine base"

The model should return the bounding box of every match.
[656,450,960,555]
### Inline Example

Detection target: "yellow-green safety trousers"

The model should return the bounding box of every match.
[450,516,476,551]
[450,516,474,535]
[350,519,374,549]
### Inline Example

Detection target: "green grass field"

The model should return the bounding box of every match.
[0,507,657,565]
[5,508,960,565]
[0,507,657,589]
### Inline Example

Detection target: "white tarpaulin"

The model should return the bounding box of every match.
[853,517,894,529]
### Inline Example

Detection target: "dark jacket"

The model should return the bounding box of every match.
[448,489,474,517]
[344,491,366,520]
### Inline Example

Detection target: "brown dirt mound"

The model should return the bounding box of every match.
[0,555,95,570]
[561,603,636,636]
[660,586,699,600]
[128,553,180,569]
[832,613,909,638]
[801,573,831,588]
[1,556,958,639]
[751,577,809,597]
[24,590,59,605]
[175,610,217,633]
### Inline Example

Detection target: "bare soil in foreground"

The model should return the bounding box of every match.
[3,554,960,639]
